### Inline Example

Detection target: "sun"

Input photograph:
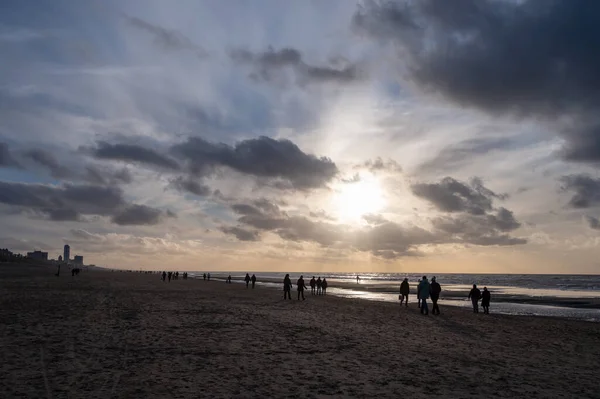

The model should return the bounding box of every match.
[331,174,386,223]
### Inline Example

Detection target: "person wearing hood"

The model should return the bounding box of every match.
[251,274,257,288]
[417,276,430,315]
[481,287,491,314]
[283,274,292,300]
[244,273,251,288]
[399,278,409,307]
[429,277,442,315]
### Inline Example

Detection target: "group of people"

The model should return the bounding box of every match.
[161,271,189,282]
[244,273,257,288]
[283,274,328,300]
[400,276,492,315]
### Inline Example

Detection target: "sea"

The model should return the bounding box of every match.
[188,272,600,322]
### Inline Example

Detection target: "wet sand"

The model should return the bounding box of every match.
[1,264,599,398]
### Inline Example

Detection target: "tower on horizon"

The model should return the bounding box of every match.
[64,244,70,262]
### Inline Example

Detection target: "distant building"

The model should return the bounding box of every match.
[73,255,84,265]
[64,245,70,262]
[1,248,13,257]
[27,251,48,261]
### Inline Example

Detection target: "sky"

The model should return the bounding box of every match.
[2,0,600,273]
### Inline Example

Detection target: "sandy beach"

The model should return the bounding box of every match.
[1,264,599,398]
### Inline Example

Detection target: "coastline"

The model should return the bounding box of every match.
[2,263,600,398]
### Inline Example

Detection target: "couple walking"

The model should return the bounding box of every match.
[417,276,441,315]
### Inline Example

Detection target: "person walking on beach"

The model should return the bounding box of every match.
[245,273,251,288]
[399,278,409,307]
[321,278,328,295]
[167,271,172,282]
[251,274,256,288]
[357,275,360,284]
[207,273,211,281]
[430,277,442,315]
[310,276,316,295]
[203,273,206,281]
[227,275,232,284]
[417,279,422,308]
[297,275,307,300]
[418,276,430,315]
[162,271,166,282]
[468,284,481,313]
[316,277,322,295]
[283,274,292,300]
[481,287,491,314]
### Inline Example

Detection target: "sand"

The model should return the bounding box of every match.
[1,264,599,398]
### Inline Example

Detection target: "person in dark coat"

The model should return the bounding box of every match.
[399,278,409,307]
[283,274,292,300]
[310,276,316,295]
[321,278,328,295]
[429,277,442,315]
[481,287,491,314]
[297,275,307,300]
[251,274,257,288]
[316,277,322,295]
[468,284,481,313]
[244,273,251,288]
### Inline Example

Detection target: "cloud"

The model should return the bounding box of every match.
[362,213,387,225]
[412,177,499,215]
[84,166,133,185]
[126,16,208,58]
[219,225,260,241]
[25,149,71,178]
[356,157,402,173]
[585,215,600,230]
[171,136,338,189]
[111,204,168,226]
[353,0,600,164]
[169,176,211,196]
[560,174,600,208]
[88,141,181,171]
[0,142,21,168]
[0,181,168,225]
[419,137,514,172]
[230,46,362,85]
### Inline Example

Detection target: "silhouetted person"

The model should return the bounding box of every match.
[310,276,316,295]
[418,276,430,315]
[482,287,491,314]
[207,273,211,281]
[417,279,422,308]
[316,277,322,295]
[245,273,251,288]
[203,273,206,281]
[283,274,292,300]
[251,274,256,288]
[399,278,409,307]
[430,276,441,315]
[468,284,481,313]
[175,271,179,280]
[227,275,232,284]
[162,271,166,282]
[357,275,360,284]
[297,275,307,300]
[168,272,172,282]
[321,278,328,295]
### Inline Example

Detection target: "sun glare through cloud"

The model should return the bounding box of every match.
[331,173,386,224]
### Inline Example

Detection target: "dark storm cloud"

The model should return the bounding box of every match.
[230,47,362,84]
[169,176,211,196]
[126,16,208,58]
[89,141,181,171]
[0,181,168,225]
[111,204,166,226]
[420,137,513,172]
[84,166,133,185]
[219,225,260,241]
[24,149,71,178]
[584,215,600,230]
[411,177,498,215]
[171,136,338,189]
[560,174,600,208]
[0,142,20,168]
[353,0,600,163]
